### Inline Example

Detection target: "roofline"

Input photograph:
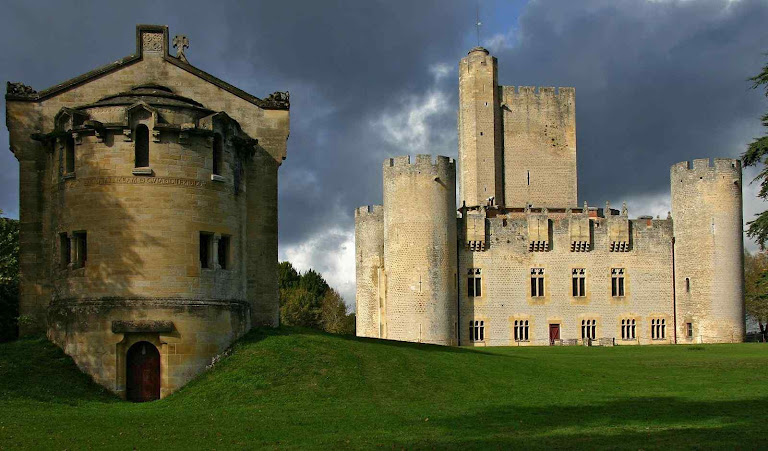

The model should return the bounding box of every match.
[5,24,289,110]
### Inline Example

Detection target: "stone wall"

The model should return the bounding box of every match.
[354,205,384,338]
[382,155,457,345]
[671,158,745,343]
[460,208,674,346]
[501,86,577,208]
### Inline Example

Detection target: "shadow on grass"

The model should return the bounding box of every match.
[389,396,768,449]
[0,337,119,405]
[247,325,506,357]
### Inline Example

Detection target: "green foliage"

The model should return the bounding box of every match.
[0,213,19,342]
[278,261,354,334]
[1,328,768,448]
[742,56,768,249]
[745,250,768,339]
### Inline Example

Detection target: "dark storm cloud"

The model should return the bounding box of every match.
[491,0,768,206]
[1,0,767,300]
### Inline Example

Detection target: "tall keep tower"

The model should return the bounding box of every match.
[382,155,458,345]
[458,47,504,208]
[671,159,745,343]
[354,205,384,338]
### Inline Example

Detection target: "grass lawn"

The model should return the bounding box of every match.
[1,327,767,449]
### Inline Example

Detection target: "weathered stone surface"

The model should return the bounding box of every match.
[6,24,289,397]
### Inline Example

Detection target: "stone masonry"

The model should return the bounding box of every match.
[356,46,744,347]
[5,25,290,398]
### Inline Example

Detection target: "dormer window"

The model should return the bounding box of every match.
[65,135,75,173]
[135,125,150,168]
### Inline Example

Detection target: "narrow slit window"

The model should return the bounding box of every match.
[200,232,213,269]
[218,235,230,269]
[685,277,690,293]
[59,232,71,268]
[65,135,75,173]
[134,125,150,168]
[72,231,87,268]
[213,133,223,176]
[686,322,693,338]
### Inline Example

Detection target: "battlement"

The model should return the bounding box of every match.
[671,158,741,175]
[354,205,383,218]
[383,154,456,171]
[502,86,575,99]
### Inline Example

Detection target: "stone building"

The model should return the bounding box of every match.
[5,25,289,400]
[356,47,744,346]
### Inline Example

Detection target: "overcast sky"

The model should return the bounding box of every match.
[1,0,767,306]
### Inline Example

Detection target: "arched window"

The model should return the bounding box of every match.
[213,133,223,176]
[135,125,150,168]
[65,135,75,173]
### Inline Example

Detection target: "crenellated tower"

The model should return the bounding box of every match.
[458,47,504,208]
[354,205,384,338]
[382,155,458,345]
[671,158,745,343]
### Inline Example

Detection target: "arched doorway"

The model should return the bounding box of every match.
[126,341,160,402]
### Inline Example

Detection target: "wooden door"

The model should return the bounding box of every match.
[549,324,560,345]
[127,341,160,402]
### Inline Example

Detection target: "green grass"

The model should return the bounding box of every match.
[1,328,767,449]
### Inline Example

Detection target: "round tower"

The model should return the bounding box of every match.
[382,155,458,345]
[354,205,384,338]
[671,158,745,343]
[44,85,260,397]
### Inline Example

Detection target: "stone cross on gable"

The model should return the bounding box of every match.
[173,35,189,62]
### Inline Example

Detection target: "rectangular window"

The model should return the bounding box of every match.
[651,318,666,340]
[572,268,586,297]
[621,318,636,340]
[469,320,485,342]
[72,231,87,268]
[686,322,693,338]
[531,268,545,297]
[611,268,625,297]
[59,232,71,268]
[581,319,596,340]
[218,235,230,269]
[200,232,213,269]
[514,320,529,342]
[467,268,481,298]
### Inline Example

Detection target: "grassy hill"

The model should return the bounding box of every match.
[1,328,767,449]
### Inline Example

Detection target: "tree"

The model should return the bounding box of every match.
[320,288,354,335]
[742,56,768,248]
[278,261,301,290]
[745,250,768,341]
[281,287,322,328]
[0,211,19,342]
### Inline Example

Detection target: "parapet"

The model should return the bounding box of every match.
[671,158,741,176]
[502,85,575,100]
[383,154,456,174]
[355,205,383,218]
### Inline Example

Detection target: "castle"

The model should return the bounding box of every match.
[355,47,745,346]
[5,25,289,400]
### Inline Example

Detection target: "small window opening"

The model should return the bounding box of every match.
[527,170,530,186]
[686,322,693,338]
[200,232,213,269]
[514,320,529,342]
[59,233,71,268]
[213,134,223,176]
[531,268,545,297]
[581,319,596,340]
[72,231,87,268]
[651,318,666,340]
[218,235,230,269]
[65,135,75,173]
[685,277,690,293]
[572,268,586,297]
[621,318,636,340]
[134,125,150,168]
[469,320,485,342]
[467,268,481,297]
[611,268,625,297]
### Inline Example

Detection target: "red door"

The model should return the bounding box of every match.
[549,324,561,345]
[127,341,160,402]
